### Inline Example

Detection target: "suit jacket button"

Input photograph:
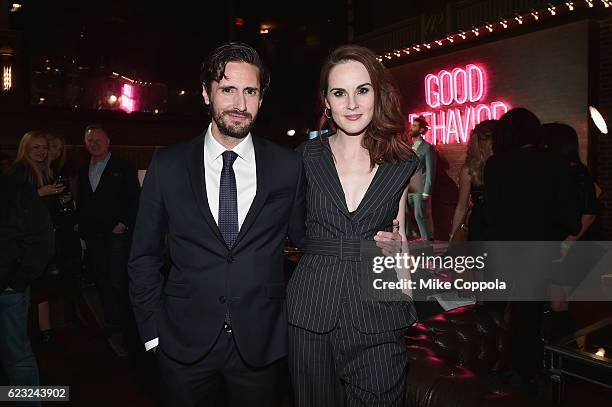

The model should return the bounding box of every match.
[226,256,234,263]
[218,296,226,304]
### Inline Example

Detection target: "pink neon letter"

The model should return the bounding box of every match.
[491,101,510,119]
[122,84,133,98]
[446,109,460,144]
[432,111,445,145]
[425,74,440,108]
[456,107,474,143]
[475,104,491,122]
[467,64,484,102]
[452,68,468,105]
[439,70,453,106]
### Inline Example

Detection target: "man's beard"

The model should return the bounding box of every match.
[409,129,420,137]
[212,105,255,140]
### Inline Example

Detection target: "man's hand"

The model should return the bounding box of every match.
[112,222,127,234]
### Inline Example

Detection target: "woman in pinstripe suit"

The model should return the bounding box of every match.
[288,45,420,406]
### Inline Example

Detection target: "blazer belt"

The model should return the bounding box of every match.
[303,237,361,261]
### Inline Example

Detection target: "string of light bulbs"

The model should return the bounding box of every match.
[377,0,611,62]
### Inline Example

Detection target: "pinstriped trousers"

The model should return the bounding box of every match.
[288,303,408,407]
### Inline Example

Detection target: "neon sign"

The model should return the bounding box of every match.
[120,83,136,113]
[409,64,510,145]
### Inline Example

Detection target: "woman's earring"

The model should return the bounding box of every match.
[324,108,332,119]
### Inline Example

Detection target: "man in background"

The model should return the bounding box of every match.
[77,124,140,355]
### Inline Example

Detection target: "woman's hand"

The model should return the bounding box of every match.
[38,183,66,197]
[374,219,403,257]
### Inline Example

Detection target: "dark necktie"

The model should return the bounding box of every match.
[219,150,239,248]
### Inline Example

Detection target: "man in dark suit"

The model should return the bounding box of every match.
[128,43,306,406]
[77,124,140,353]
[483,108,580,391]
[407,116,437,240]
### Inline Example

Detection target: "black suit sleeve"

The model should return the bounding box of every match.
[556,158,581,237]
[120,161,140,230]
[288,149,307,249]
[128,152,166,343]
[483,156,501,239]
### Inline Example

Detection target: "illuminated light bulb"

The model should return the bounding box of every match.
[413,46,421,52]
[595,348,606,357]
[286,129,296,137]
[394,51,401,57]
[590,106,609,134]
[548,6,556,15]
[500,19,508,28]
[447,36,454,43]
[2,66,11,91]
[385,55,392,60]
[458,31,466,39]
[435,40,443,45]
[424,43,431,49]
[108,95,117,104]
[472,28,479,36]
[566,1,574,10]
[602,0,611,7]
[586,0,594,7]
[403,48,411,55]
[515,16,523,24]
[486,24,494,32]
[531,11,539,20]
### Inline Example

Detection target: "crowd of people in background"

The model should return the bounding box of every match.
[0,125,141,406]
[0,42,603,405]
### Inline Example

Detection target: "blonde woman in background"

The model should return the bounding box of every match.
[45,133,83,326]
[450,120,497,240]
[46,133,66,178]
[9,131,64,344]
[11,131,65,198]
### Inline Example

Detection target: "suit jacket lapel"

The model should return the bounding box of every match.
[351,162,389,222]
[82,165,94,194]
[232,136,271,249]
[185,135,226,246]
[309,137,351,218]
[352,157,419,223]
[92,155,113,193]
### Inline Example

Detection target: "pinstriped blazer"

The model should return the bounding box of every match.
[287,136,419,334]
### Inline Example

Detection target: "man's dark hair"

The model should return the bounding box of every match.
[200,42,270,98]
[492,108,541,155]
[541,123,581,164]
[413,116,429,133]
[84,123,109,137]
